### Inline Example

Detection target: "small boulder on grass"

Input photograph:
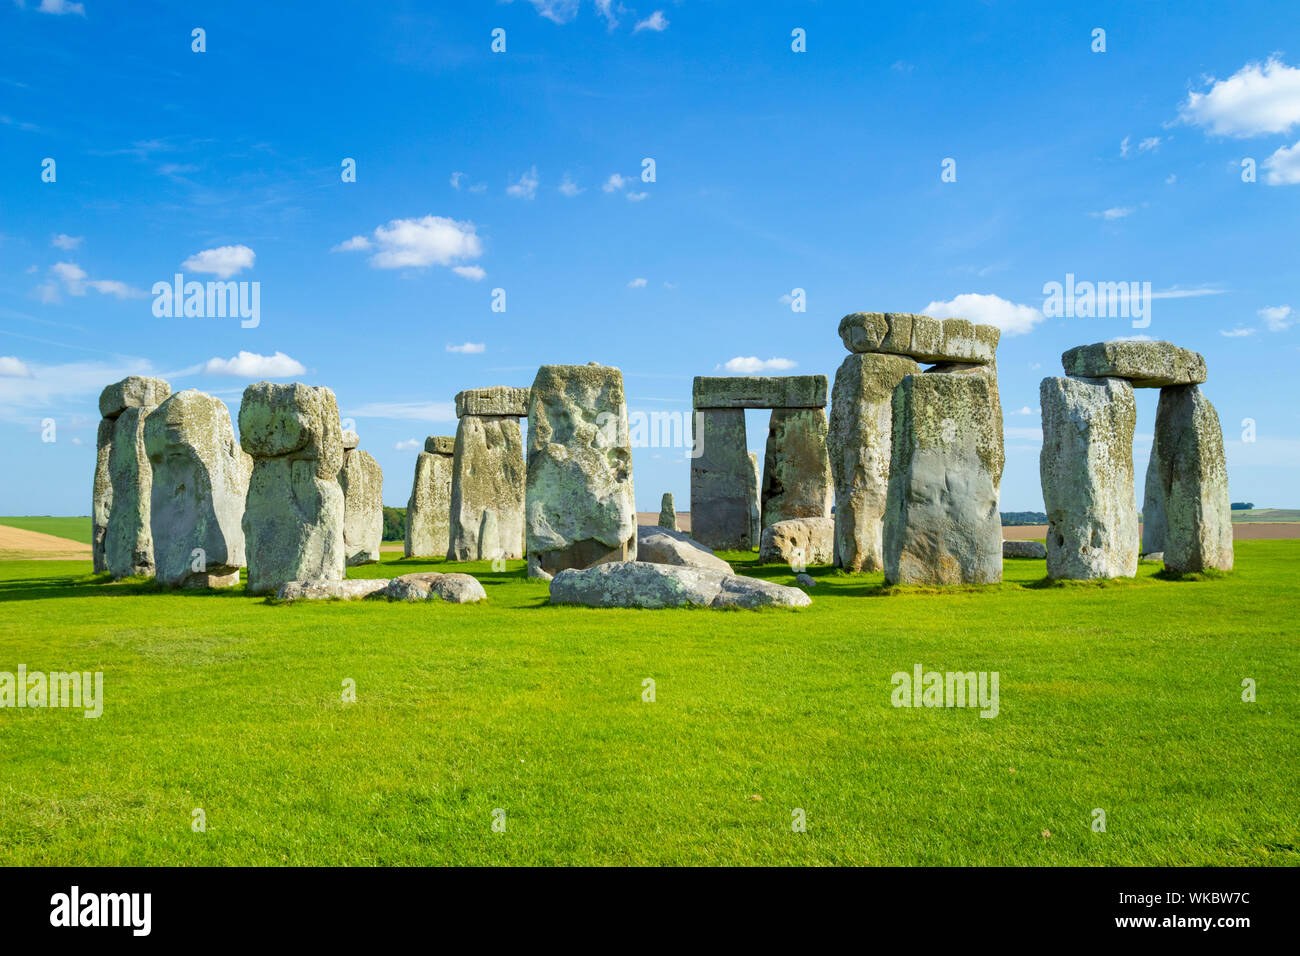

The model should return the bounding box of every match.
[277,579,390,601]
[384,572,486,604]
[1002,540,1047,559]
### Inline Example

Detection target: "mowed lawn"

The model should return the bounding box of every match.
[0,541,1296,867]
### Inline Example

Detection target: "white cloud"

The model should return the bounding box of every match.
[1011,406,1038,416]
[526,0,581,23]
[453,265,486,281]
[36,0,85,15]
[1091,206,1134,220]
[0,356,33,377]
[446,342,485,354]
[1179,57,1300,137]
[336,216,483,271]
[594,0,617,28]
[923,292,1045,337]
[84,279,145,299]
[202,351,306,378]
[1219,327,1257,338]
[345,401,457,423]
[507,166,539,200]
[51,261,86,286]
[602,173,628,193]
[450,171,465,190]
[627,277,647,288]
[1151,286,1228,299]
[0,357,156,425]
[634,10,668,32]
[395,438,420,451]
[718,356,797,374]
[1138,136,1162,152]
[39,262,145,300]
[182,244,256,278]
[1120,136,1131,157]
[558,174,582,197]
[1263,139,1300,185]
[51,233,82,250]
[1259,305,1294,331]
[626,191,648,201]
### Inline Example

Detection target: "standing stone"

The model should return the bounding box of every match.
[747,452,761,548]
[239,382,345,595]
[1038,376,1138,580]
[144,389,250,587]
[340,447,383,566]
[658,492,677,530]
[1154,385,1233,573]
[100,376,171,579]
[525,363,636,577]
[828,352,920,571]
[884,373,1002,586]
[690,408,751,550]
[760,407,833,529]
[405,437,454,558]
[925,359,1004,492]
[1142,430,1166,555]
[447,402,526,562]
[92,418,114,573]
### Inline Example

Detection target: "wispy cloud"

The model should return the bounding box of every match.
[1259,304,1294,331]
[716,356,797,374]
[634,10,669,32]
[334,216,483,272]
[446,342,485,354]
[507,166,539,200]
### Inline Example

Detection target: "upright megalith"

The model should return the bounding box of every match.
[746,452,761,548]
[525,363,636,578]
[238,382,345,595]
[1142,431,1166,555]
[690,408,751,550]
[1038,376,1138,580]
[760,407,833,528]
[447,387,528,562]
[883,373,1003,586]
[144,389,250,587]
[339,437,383,567]
[99,375,171,579]
[1154,385,1233,573]
[828,352,920,571]
[405,436,454,558]
[658,492,677,530]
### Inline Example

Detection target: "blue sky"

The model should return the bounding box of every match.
[2,0,1298,515]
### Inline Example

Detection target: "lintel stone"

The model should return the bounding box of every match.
[455,386,530,419]
[693,375,827,409]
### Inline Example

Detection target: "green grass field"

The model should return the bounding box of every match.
[0,516,92,544]
[0,542,1296,866]
[1231,509,1300,523]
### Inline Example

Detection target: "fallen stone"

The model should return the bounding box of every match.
[1061,341,1207,388]
[383,571,487,603]
[658,492,676,530]
[239,382,346,595]
[795,573,816,588]
[828,351,920,571]
[98,375,171,420]
[636,525,731,572]
[405,440,454,558]
[883,373,1003,585]
[340,447,383,566]
[760,407,834,527]
[447,414,525,561]
[455,386,530,419]
[1039,376,1138,580]
[759,517,835,566]
[1154,385,1233,573]
[837,313,999,365]
[144,389,251,587]
[692,375,828,409]
[549,561,811,609]
[526,364,636,577]
[276,578,391,601]
[1002,540,1047,559]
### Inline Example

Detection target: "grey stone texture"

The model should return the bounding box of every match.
[1061,340,1207,388]
[759,516,835,566]
[692,375,828,409]
[690,407,752,551]
[1153,385,1233,574]
[97,376,171,579]
[1038,376,1138,580]
[760,407,834,528]
[636,524,732,572]
[340,447,383,566]
[277,578,391,601]
[747,452,761,547]
[837,312,999,365]
[447,412,526,562]
[92,417,114,573]
[1003,540,1047,559]
[883,373,1003,586]
[828,351,921,571]
[455,386,530,418]
[525,364,637,577]
[98,375,172,420]
[384,571,487,603]
[405,440,454,558]
[144,389,251,588]
[658,492,676,530]
[549,561,812,609]
[238,382,346,595]
[1142,428,1167,555]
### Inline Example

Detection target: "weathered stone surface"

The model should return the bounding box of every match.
[340,430,359,450]
[405,444,453,558]
[144,389,251,587]
[277,578,391,601]
[340,448,383,566]
[795,573,816,588]
[98,375,171,420]
[1154,385,1233,574]
[747,452,760,547]
[759,516,835,566]
[104,406,157,579]
[828,352,920,571]
[693,375,828,409]
[1003,540,1047,559]
[689,408,751,551]
[658,492,676,530]
[383,571,486,603]
[925,360,1005,492]
[1142,430,1166,555]
[239,382,346,595]
[92,417,114,573]
[425,435,456,455]
[455,386,530,419]
[1061,341,1207,388]
[636,525,731,572]
[447,415,525,561]
[549,561,811,609]
[1141,552,1165,563]
[1039,376,1138,580]
[760,407,833,528]
[526,364,636,577]
[884,373,1003,585]
[837,313,999,365]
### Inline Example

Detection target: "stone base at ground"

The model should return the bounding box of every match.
[759,517,835,566]
[1154,385,1233,574]
[277,578,391,601]
[549,561,811,609]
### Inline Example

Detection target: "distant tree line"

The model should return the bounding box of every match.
[383,507,406,541]
[1000,511,1048,526]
